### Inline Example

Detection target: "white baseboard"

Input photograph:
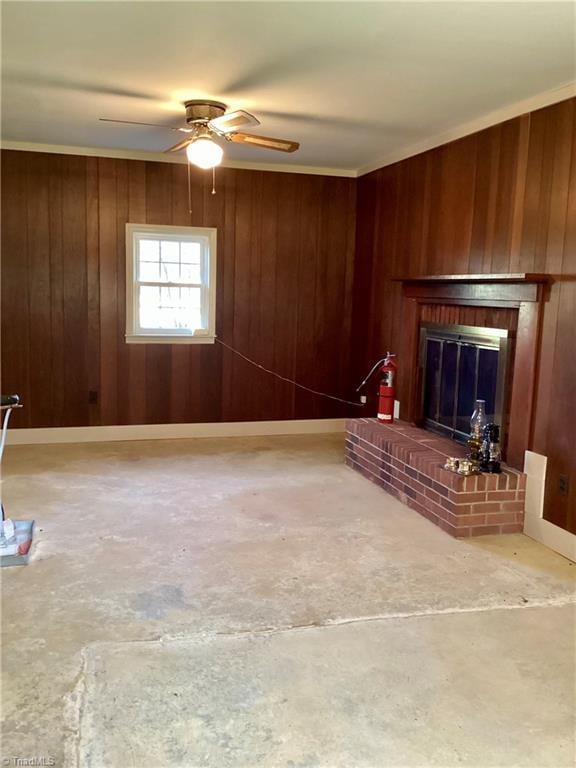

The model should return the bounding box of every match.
[523,450,576,563]
[6,418,347,446]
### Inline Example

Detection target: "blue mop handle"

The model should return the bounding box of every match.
[0,395,21,524]
[0,394,21,466]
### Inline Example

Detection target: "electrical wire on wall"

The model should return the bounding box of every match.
[215,338,365,408]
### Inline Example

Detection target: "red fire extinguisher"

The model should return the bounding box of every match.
[356,352,398,423]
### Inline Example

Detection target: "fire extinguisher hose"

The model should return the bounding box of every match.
[354,357,389,394]
[215,338,365,408]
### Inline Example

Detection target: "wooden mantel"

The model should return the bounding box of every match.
[397,273,551,470]
[396,273,551,307]
[395,273,551,283]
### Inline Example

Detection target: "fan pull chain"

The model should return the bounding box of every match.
[187,161,192,217]
[211,167,216,195]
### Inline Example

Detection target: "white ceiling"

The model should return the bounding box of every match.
[2,1,575,174]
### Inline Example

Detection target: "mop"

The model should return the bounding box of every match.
[0,395,35,567]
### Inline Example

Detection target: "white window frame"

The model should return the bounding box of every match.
[125,223,217,344]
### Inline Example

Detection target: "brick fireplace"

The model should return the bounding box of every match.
[346,418,526,538]
[346,273,551,538]
[397,273,550,470]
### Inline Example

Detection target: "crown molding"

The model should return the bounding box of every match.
[2,82,574,179]
[356,81,576,177]
[0,140,356,178]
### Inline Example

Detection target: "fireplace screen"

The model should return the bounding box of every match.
[419,323,510,442]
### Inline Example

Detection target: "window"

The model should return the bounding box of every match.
[125,224,217,344]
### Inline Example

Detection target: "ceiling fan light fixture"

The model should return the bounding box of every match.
[101,101,299,160]
[186,137,223,169]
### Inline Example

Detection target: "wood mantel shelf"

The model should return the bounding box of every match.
[394,273,552,284]
[398,273,550,306]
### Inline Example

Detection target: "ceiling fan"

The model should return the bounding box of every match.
[100,100,300,169]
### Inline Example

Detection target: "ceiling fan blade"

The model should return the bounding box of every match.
[229,132,299,153]
[209,110,260,134]
[164,136,194,153]
[99,118,191,133]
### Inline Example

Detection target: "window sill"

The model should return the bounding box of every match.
[125,334,216,345]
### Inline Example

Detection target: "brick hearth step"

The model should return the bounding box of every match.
[345,418,526,538]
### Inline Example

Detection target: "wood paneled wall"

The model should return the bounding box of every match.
[352,98,576,533]
[1,151,357,428]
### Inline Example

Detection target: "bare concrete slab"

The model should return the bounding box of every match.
[2,435,575,767]
[77,607,575,768]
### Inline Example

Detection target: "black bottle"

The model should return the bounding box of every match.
[481,424,502,474]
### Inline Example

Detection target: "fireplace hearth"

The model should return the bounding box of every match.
[346,419,526,538]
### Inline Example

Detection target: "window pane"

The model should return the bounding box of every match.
[181,242,201,264]
[160,241,179,263]
[139,285,202,331]
[180,263,201,283]
[137,238,203,283]
[139,261,160,281]
[139,239,159,261]
[159,263,181,283]
[139,286,160,328]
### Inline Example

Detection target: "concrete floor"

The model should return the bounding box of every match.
[1,434,575,768]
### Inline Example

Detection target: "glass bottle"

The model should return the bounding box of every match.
[486,424,502,474]
[470,399,487,439]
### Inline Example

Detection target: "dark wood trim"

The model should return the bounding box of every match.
[409,298,525,308]
[403,298,420,425]
[507,301,542,468]
[402,279,544,304]
[395,273,552,284]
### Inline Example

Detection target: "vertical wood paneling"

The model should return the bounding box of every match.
[85,157,101,426]
[229,168,253,421]
[353,97,576,533]
[1,152,31,427]
[273,174,300,419]
[469,127,499,273]
[509,116,531,272]
[114,160,130,425]
[248,171,264,420]
[98,158,119,426]
[258,172,280,419]
[49,155,66,426]
[295,175,321,418]
[1,150,357,434]
[62,156,89,427]
[125,160,147,425]
[26,154,52,426]
[544,283,576,532]
[221,169,237,422]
